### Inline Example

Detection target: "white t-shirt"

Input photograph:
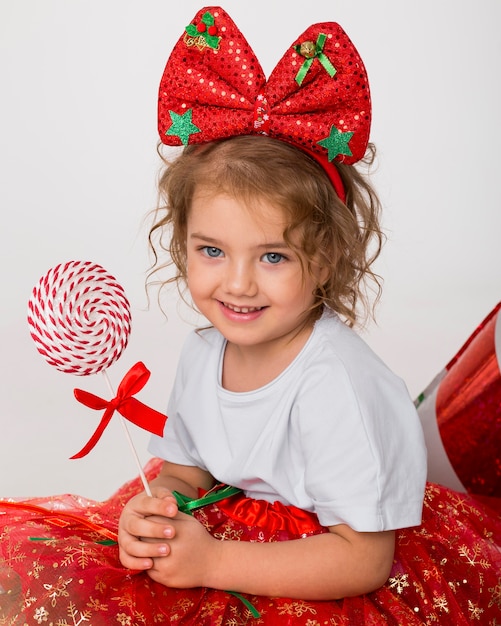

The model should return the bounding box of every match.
[149,309,427,532]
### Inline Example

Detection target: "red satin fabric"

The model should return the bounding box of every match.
[1,458,500,625]
[436,304,501,496]
[217,491,328,538]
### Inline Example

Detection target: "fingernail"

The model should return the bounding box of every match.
[158,545,168,555]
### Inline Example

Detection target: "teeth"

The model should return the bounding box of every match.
[224,303,262,313]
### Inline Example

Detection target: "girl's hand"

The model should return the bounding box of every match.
[118,486,179,571]
[147,511,219,589]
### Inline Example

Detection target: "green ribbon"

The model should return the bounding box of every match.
[29,537,117,545]
[174,485,260,618]
[295,33,336,86]
[173,484,241,513]
[227,591,261,618]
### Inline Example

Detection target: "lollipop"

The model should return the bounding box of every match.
[27,261,166,495]
[28,260,131,375]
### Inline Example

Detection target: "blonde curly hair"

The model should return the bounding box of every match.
[148,135,384,328]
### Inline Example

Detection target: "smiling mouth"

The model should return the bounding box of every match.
[222,302,264,314]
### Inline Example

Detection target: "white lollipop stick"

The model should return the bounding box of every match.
[28,260,152,495]
[101,370,152,496]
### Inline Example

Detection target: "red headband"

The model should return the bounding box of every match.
[158,7,371,203]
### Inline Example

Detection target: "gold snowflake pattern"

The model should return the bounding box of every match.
[94,572,108,594]
[467,599,484,620]
[432,593,449,613]
[423,565,441,582]
[170,596,195,616]
[388,572,410,594]
[86,596,108,612]
[28,560,45,580]
[447,493,481,517]
[61,542,103,569]
[57,600,92,625]
[327,617,351,626]
[213,523,244,541]
[223,601,265,625]
[277,601,317,617]
[0,536,26,568]
[195,508,211,531]
[22,588,37,609]
[199,599,226,619]
[110,589,147,624]
[33,606,49,624]
[43,575,72,607]
[488,579,501,608]
[424,484,441,503]
[458,544,491,569]
[111,589,135,608]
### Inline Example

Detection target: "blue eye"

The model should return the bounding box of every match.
[202,246,223,258]
[263,252,284,264]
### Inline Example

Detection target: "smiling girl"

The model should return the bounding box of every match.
[114,7,500,620]
[118,136,422,601]
[1,7,499,625]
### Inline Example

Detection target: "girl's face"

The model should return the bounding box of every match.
[186,188,325,357]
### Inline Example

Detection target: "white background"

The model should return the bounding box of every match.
[1,1,500,500]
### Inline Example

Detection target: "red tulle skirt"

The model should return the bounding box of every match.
[1,458,500,625]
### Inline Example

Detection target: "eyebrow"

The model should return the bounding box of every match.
[190,233,221,245]
[190,233,290,250]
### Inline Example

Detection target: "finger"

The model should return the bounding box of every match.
[151,486,179,511]
[141,490,179,518]
[122,498,178,533]
[119,543,173,572]
[119,531,171,559]
[126,514,176,541]
[119,546,153,571]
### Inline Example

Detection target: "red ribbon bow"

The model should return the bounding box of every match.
[71,362,167,459]
[158,6,371,198]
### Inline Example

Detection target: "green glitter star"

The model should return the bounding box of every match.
[165,109,201,145]
[317,125,354,161]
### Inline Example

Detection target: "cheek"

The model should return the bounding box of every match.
[185,256,210,297]
[269,274,312,305]
[185,250,198,282]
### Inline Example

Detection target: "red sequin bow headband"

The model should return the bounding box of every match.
[158,6,371,203]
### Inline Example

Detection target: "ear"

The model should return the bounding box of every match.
[318,263,330,286]
[310,258,330,289]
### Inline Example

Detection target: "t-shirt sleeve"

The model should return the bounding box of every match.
[148,401,203,468]
[295,356,427,532]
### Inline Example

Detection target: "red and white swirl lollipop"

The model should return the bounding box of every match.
[28,260,131,376]
[27,261,166,495]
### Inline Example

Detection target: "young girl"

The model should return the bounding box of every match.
[1,6,500,625]
[117,134,427,601]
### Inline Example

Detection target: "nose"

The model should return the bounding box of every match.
[222,259,258,297]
